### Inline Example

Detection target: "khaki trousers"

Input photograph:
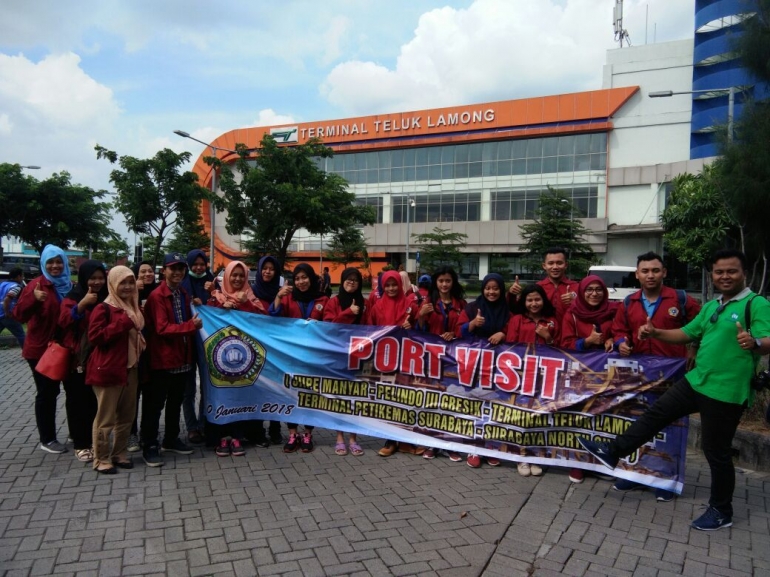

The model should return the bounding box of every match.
[92,367,138,469]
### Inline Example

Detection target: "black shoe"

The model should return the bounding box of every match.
[252,435,270,449]
[269,423,283,445]
[161,438,194,455]
[112,459,134,470]
[283,433,300,453]
[143,446,164,468]
[691,506,732,531]
[578,438,618,469]
[95,466,117,475]
[300,432,314,453]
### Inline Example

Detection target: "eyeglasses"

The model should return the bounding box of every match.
[584,288,603,294]
[343,279,359,285]
[710,303,728,324]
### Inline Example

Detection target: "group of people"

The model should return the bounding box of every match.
[2,243,767,531]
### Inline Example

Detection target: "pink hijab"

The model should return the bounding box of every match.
[211,261,261,308]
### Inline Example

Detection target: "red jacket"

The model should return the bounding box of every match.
[270,294,328,320]
[144,282,198,371]
[323,295,368,324]
[611,286,701,357]
[420,298,466,336]
[13,276,65,361]
[537,277,579,323]
[560,314,613,351]
[506,314,559,345]
[455,304,511,339]
[368,294,418,328]
[86,304,136,386]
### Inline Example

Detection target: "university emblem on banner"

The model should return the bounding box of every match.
[205,326,266,387]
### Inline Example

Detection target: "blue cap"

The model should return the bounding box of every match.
[163,253,187,267]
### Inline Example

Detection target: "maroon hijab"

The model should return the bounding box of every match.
[567,275,619,324]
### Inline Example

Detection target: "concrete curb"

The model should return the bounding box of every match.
[689,416,770,472]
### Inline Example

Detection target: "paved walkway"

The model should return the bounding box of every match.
[0,347,769,577]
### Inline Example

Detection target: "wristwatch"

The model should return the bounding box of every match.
[754,338,762,350]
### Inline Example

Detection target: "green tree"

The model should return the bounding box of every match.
[325,226,370,269]
[0,166,116,255]
[95,145,210,267]
[238,225,291,270]
[489,257,513,278]
[213,135,375,267]
[165,209,211,256]
[411,227,468,274]
[92,236,130,266]
[518,187,597,278]
[661,166,740,298]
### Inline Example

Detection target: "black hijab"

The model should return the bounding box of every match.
[252,255,281,302]
[292,263,323,303]
[463,273,510,338]
[338,267,364,324]
[132,260,159,301]
[65,260,108,304]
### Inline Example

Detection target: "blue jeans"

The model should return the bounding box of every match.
[0,316,25,348]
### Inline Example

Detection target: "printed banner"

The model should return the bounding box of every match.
[195,305,689,493]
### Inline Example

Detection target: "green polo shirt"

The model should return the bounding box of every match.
[682,290,770,405]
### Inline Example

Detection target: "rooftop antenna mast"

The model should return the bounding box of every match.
[613,0,632,47]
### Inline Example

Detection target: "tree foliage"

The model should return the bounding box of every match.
[411,227,468,274]
[0,164,117,255]
[213,135,375,267]
[324,226,370,269]
[165,208,211,257]
[518,187,597,278]
[92,237,130,266]
[95,145,210,267]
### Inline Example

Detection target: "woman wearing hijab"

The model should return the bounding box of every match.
[323,267,367,456]
[368,270,419,457]
[559,274,619,485]
[12,245,73,454]
[57,260,107,463]
[456,273,511,345]
[180,249,214,445]
[399,270,415,296]
[249,255,283,446]
[270,263,329,453]
[132,260,159,305]
[87,266,146,474]
[209,261,266,314]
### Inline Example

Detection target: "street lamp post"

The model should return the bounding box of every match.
[173,130,238,271]
[649,86,736,142]
[404,196,415,272]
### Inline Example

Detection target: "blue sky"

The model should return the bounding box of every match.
[0,0,694,240]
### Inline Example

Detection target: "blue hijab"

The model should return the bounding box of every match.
[40,244,72,300]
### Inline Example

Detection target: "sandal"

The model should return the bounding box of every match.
[335,442,348,456]
[349,442,364,456]
[76,448,94,463]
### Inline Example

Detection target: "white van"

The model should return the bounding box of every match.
[588,265,640,301]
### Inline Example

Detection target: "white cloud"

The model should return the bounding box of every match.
[0,113,11,134]
[320,0,694,115]
[252,109,297,127]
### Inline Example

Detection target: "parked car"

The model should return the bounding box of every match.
[588,265,640,301]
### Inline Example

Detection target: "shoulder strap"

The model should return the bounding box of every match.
[677,290,687,322]
[745,294,758,333]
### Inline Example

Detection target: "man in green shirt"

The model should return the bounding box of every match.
[580,249,770,531]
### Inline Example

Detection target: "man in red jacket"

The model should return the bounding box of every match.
[609,251,701,499]
[509,247,578,323]
[141,253,203,467]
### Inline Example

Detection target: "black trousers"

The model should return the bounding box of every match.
[141,370,189,448]
[62,371,97,450]
[612,378,745,517]
[28,359,61,445]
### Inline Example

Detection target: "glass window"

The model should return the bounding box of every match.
[542,137,558,157]
[454,145,469,163]
[442,145,456,163]
[542,156,558,174]
[428,147,443,165]
[414,196,429,222]
[391,167,404,182]
[356,196,383,223]
[526,158,542,175]
[557,156,574,172]
[492,191,511,220]
[347,171,359,185]
[344,154,358,171]
[416,166,429,181]
[366,152,378,170]
[497,140,512,160]
[574,154,591,171]
[526,139,543,158]
[512,159,527,175]
[511,140,527,159]
[497,160,512,176]
[415,147,429,166]
[468,162,482,178]
[391,149,404,168]
[574,134,592,155]
[366,169,378,184]
[332,155,344,172]
[403,148,416,167]
[558,136,574,156]
[426,196,442,222]
[482,161,497,177]
[441,164,455,179]
[591,153,606,171]
[379,168,391,182]
[404,166,416,181]
[429,164,442,180]
[590,132,607,153]
[455,163,469,178]
[467,192,481,221]
[378,150,391,168]
[468,143,483,163]
[482,142,497,161]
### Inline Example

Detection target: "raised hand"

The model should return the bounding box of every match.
[736,321,755,350]
[419,302,433,318]
[638,316,655,340]
[509,275,522,295]
[192,313,203,329]
[33,286,47,302]
[618,337,633,357]
[471,309,485,330]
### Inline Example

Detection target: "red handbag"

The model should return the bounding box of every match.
[35,341,71,381]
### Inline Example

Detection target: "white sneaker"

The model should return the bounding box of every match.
[517,462,531,477]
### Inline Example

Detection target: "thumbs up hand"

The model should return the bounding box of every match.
[618,337,633,357]
[736,321,754,350]
[509,275,522,295]
[638,316,655,340]
[33,286,47,302]
[82,285,98,307]
[192,312,203,329]
[471,309,485,330]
